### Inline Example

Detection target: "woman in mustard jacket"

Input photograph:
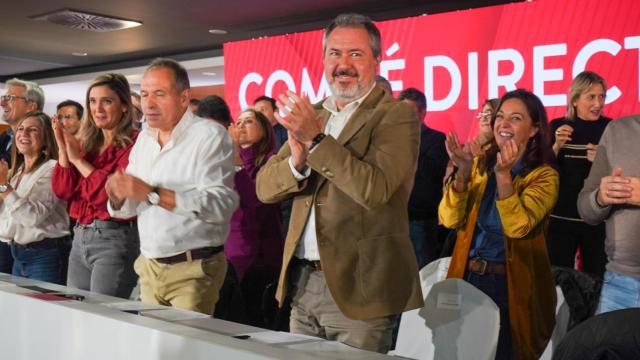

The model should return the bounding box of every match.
[439,89,558,359]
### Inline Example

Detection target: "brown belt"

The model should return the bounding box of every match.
[154,246,224,265]
[295,257,323,272]
[467,258,506,275]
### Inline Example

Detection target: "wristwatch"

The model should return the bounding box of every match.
[146,187,160,205]
[0,183,10,193]
[308,132,326,151]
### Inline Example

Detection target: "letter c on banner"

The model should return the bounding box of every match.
[239,72,263,110]
[573,39,621,104]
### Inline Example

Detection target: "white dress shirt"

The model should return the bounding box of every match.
[291,85,376,260]
[109,110,239,258]
[0,160,70,244]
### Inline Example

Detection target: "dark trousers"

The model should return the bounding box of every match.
[408,217,439,269]
[240,265,279,328]
[465,271,512,360]
[547,217,606,277]
[0,241,13,274]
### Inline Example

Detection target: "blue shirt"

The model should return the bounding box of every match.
[469,160,525,262]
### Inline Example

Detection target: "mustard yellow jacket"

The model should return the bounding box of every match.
[439,159,558,360]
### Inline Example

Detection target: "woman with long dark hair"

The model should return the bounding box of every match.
[52,73,139,298]
[226,109,283,327]
[439,89,558,359]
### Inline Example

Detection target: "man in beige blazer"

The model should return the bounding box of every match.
[256,13,423,353]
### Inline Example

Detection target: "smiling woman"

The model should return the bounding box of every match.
[51,73,140,298]
[0,111,70,284]
[440,89,558,359]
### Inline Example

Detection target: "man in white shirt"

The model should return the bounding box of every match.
[106,58,238,314]
[256,13,423,352]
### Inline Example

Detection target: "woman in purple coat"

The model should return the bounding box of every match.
[227,108,283,327]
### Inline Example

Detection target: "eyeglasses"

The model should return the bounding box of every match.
[1,94,28,103]
[476,111,492,119]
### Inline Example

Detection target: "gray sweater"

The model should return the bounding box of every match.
[578,114,640,278]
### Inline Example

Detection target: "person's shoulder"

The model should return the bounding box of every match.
[606,114,640,132]
[527,164,559,180]
[189,115,228,137]
[549,117,568,128]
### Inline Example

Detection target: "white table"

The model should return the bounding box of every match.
[0,273,399,360]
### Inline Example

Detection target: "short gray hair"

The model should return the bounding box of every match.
[145,58,191,93]
[5,78,45,110]
[323,13,381,59]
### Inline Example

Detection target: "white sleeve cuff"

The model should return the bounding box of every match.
[288,156,311,180]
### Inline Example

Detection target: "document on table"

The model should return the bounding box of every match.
[140,308,211,321]
[106,301,167,312]
[236,331,323,345]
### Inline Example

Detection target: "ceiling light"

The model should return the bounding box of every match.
[208,29,228,35]
[31,9,142,32]
[72,52,88,56]
[202,72,217,76]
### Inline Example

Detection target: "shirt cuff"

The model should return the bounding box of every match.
[591,190,611,211]
[108,198,138,219]
[288,156,311,180]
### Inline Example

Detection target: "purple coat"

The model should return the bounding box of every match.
[225,145,283,281]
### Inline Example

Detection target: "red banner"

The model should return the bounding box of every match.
[224,0,640,141]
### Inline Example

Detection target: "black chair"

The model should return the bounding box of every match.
[552,308,640,360]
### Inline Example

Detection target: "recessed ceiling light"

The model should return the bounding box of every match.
[31,9,142,32]
[72,52,88,56]
[208,29,227,35]
[202,72,217,76]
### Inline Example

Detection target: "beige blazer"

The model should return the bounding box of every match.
[256,86,424,320]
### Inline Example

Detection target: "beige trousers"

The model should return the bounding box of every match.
[134,251,227,315]
[288,263,397,353]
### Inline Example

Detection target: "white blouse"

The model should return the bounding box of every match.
[0,159,70,245]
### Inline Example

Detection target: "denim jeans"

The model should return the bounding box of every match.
[67,223,140,298]
[596,271,640,315]
[465,271,512,360]
[0,241,13,274]
[10,237,68,285]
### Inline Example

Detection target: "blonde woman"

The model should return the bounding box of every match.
[52,73,139,298]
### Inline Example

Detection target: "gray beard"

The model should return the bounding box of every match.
[329,82,363,103]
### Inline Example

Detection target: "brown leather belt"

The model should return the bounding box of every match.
[295,257,323,272]
[154,246,224,265]
[467,258,506,275]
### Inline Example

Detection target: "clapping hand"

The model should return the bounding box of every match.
[445,132,473,179]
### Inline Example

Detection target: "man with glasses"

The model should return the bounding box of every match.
[55,100,83,139]
[0,78,45,274]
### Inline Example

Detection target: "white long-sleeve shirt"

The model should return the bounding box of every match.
[0,160,70,244]
[109,110,239,258]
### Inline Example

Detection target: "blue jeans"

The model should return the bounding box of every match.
[596,271,640,315]
[10,237,68,285]
[465,271,512,360]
